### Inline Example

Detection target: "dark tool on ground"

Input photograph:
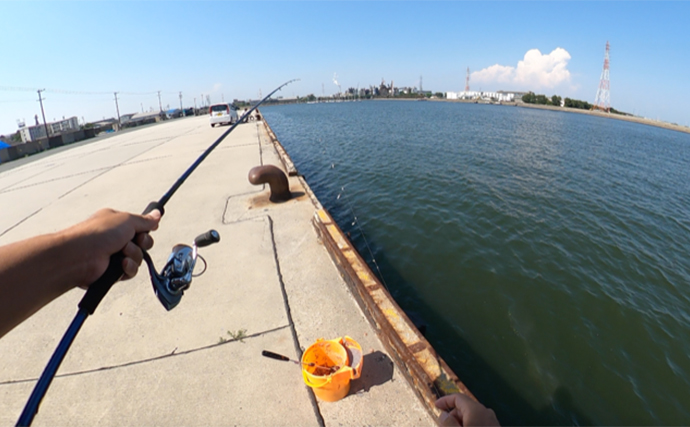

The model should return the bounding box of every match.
[17,79,299,427]
[262,350,339,375]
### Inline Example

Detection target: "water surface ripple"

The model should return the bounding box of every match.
[262,101,690,425]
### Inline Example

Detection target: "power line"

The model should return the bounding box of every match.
[0,86,156,96]
[118,92,157,96]
[45,88,111,95]
[0,86,38,92]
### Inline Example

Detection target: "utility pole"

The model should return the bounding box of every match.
[114,92,121,129]
[179,92,184,117]
[157,91,163,112]
[194,97,197,114]
[200,94,204,108]
[37,89,49,146]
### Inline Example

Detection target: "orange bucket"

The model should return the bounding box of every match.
[301,336,363,402]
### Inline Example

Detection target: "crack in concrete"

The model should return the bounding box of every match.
[0,129,197,236]
[0,325,292,386]
[0,208,43,238]
[266,215,326,427]
[0,167,112,194]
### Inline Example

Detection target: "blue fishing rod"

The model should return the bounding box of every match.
[17,79,298,426]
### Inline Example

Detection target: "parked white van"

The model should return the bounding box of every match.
[209,103,239,127]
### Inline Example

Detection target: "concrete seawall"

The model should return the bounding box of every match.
[262,118,475,415]
[438,98,690,135]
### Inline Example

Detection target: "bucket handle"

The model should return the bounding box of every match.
[302,369,334,387]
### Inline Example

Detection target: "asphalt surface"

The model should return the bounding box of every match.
[0,115,434,426]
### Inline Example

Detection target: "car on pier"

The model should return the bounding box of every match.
[209,103,239,127]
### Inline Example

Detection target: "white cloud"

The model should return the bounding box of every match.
[212,83,223,92]
[471,48,572,90]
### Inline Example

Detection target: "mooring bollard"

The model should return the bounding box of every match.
[248,165,292,202]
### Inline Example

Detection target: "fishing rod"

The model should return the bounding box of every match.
[17,79,299,426]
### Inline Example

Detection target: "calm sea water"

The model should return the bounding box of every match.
[262,101,690,425]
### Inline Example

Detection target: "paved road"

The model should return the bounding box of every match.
[0,116,434,426]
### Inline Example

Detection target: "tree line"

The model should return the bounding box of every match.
[521,91,629,115]
[521,92,565,107]
[522,91,594,110]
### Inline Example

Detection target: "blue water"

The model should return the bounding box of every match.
[262,101,690,425]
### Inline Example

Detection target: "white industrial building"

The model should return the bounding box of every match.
[19,116,80,143]
[446,91,516,102]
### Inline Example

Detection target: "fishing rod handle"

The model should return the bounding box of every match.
[78,202,165,315]
[78,252,125,315]
[261,350,291,362]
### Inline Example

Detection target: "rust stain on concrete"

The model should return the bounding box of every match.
[248,184,307,210]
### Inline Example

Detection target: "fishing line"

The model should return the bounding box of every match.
[16,79,299,427]
[336,185,390,292]
[310,135,391,292]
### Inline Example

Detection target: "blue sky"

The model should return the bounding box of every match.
[1,1,688,136]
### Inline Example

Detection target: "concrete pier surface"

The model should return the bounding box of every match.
[0,115,451,426]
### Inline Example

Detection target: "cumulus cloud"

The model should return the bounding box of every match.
[471,48,572,90]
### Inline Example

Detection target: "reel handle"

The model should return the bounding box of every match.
[78,201,165,315]
[194,230,220,247]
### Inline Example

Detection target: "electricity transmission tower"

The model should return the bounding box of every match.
[594,41,611,112]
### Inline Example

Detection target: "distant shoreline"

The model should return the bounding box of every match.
[434,98,690,136]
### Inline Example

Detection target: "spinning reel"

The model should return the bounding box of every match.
[143,229,220,310]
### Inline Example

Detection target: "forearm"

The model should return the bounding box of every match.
[0,230,89,337]
[0,208,160,338]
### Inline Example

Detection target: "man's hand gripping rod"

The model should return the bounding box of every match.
[17,79,299,426]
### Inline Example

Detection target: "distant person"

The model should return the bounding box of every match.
[436,393,500,426]
[0,208,161,338]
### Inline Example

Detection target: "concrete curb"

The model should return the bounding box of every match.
[261,119,476,421]
[262,115,298,176]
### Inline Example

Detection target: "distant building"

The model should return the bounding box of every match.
[446,90,519,102]
[19,116,80,143]
[128,111,163,126]
[120,113,136,125]
[499,90,528,99]
[166,109,183,119]
[19,124,47,143]
[91,118,120,133]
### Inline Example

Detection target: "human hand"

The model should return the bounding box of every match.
[62,208,162,288]
[436,393,500,426]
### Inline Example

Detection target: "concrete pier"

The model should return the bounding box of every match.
[0,115,465,425]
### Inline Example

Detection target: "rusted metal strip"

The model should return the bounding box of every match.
[409,341,428,354]
[311,208,478,420]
